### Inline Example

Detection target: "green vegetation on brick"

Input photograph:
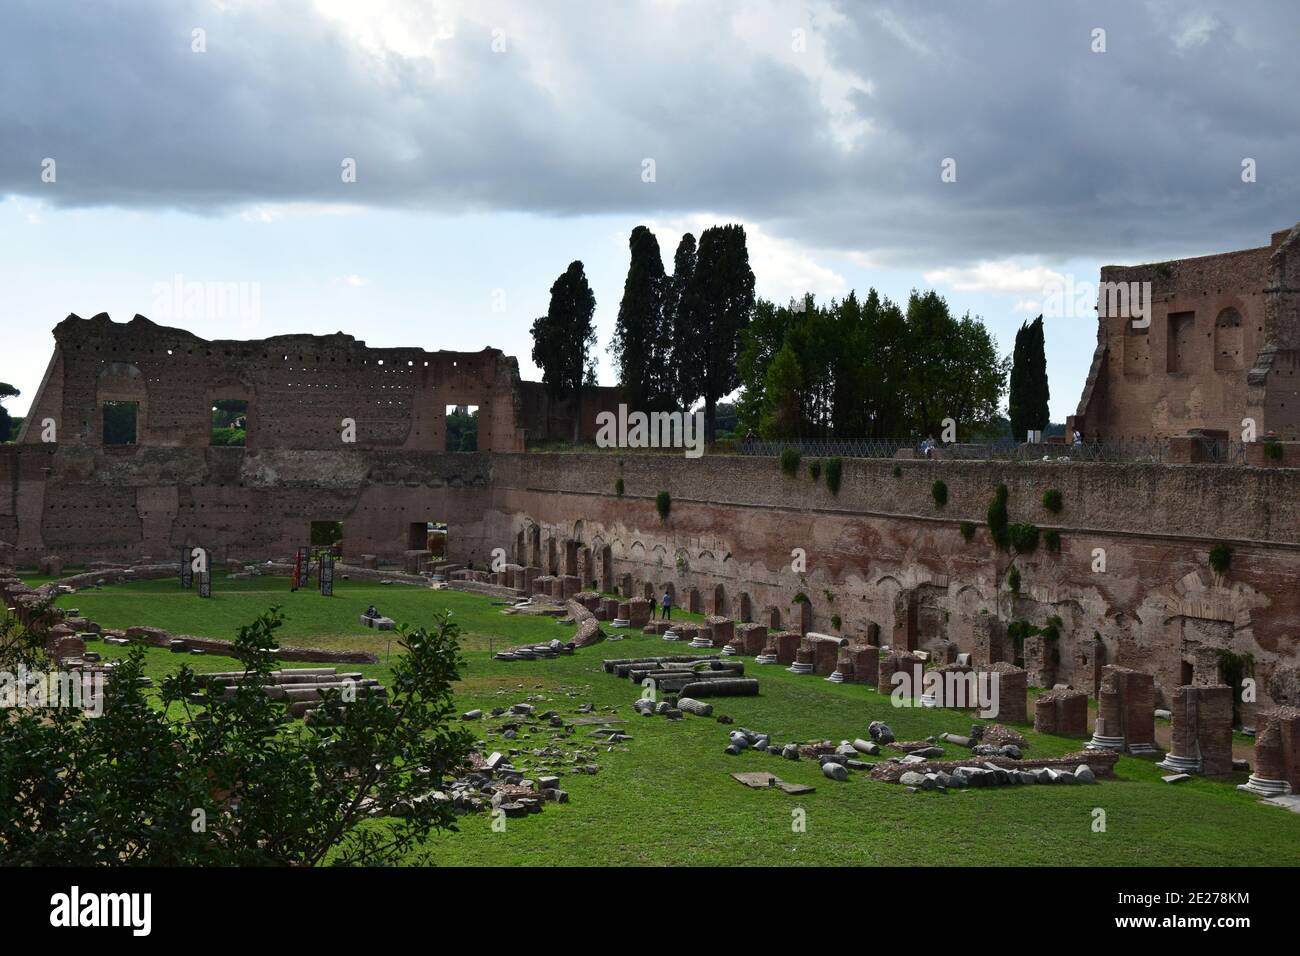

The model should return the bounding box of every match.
[780,447,801,477]
[615,477,624,496]
[825,457,842,495]
[809,459,822,482]
[655,490,671,523]
[1042,488,1063,513]
[1043,528,1061,553]
[1209,543,1231,574]
[960,521,977,543]
[931,479,948,507]
[1010,522,1040,554]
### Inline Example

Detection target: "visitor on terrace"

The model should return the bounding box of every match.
[661,590,672,621]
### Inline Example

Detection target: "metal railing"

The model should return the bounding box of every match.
[736,438,1175,463]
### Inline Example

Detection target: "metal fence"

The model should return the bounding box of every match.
[737,438,1182,463]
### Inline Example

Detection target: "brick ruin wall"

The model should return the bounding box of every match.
[3,313,1300,715]
[1074,224,1300,441]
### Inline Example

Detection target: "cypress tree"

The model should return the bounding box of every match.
[530,261,597,442]
[611,226,667,411]
[1009,315,1050,440]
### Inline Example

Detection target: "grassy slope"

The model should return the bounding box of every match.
[38,575,1300,867]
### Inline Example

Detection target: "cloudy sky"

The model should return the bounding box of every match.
[3,0,1297,422]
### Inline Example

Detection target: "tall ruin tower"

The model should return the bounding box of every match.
[1071,223,1300,441]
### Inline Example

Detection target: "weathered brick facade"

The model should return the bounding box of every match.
[1072,223,1300,441]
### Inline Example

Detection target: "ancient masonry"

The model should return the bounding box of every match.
[2,228,1299,716]
[1070,223,1300,444]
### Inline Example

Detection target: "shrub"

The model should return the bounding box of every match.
[826,457,843,495]
[614,477,625,497]
[780,448,801,477]
[1043,528,1061,553]
[987,491,1010,550]
[0,607,472,865]
[931,479,948,507]
[1007,565,1021,594]
[792,592,809,604]
[959,521,976,543]
[1264,440,1284,461]
[1009,522,1040,554]
[655,491,671,523]
[1209,543,1231,574]
[892,464,902,478]
[809,459,822,482]
[831,614,842,630]
[1042,488,1063,513]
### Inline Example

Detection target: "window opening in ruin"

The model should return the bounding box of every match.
[409,521,446,557]
[1167,312,1195,373]
[102,401,137,445]
[211,399,248,446]
[310,520,343,556]
[446,405,478,451]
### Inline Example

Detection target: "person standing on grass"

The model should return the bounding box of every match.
[661,589,672,620]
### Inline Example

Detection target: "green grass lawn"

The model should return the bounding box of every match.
[40,576,1300,866]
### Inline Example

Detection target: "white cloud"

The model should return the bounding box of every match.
[924,260,1066,296]
[335,274,369,287]
[643,212,847,304]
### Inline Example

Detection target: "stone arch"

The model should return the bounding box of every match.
[514,528,525,564]
[764,605,782,630]
[710,583,727,616]
[545,535,557,575]
[599,545,613,593]
[1214,307,1244,371]
[738,591,753,623]
[791,596,813,635]
[528,524,541,567]
[687,587,702,614]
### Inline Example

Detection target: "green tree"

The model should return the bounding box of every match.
[531,260,597,442]
[682,224,755,443]
[0,606,472,865]
[611,225,669,411]
[904,291,1007,439]
[761,342,803,438]
[1008,315,1050,440]
[664,233,698,411]
[0,382,19,443]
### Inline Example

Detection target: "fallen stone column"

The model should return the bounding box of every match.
[677,678,760,698]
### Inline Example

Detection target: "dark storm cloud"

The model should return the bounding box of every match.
[2,0,1297,263]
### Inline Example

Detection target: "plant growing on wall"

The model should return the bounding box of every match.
[1043,528,1061,553]
[987,484,1010,549]
[1263,439,1283,461]
[1042,488,1063,513]
[1007,564,1021,594]
[792,592,809,604]
[1209,543,1231,575]
[931,479,948,507]
[655,491,671,523]
[826,457,843,495]
[892,464,902,478]
[1009,522,1040,554]
[809,459,822,482]
[960,521,977,543]
[615,477,625,496]
[780,447,801,477]
[831,614,842,630]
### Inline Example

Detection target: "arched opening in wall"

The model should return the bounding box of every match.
[515,529,525,564]
[103,401,138,445]
[687,587,701,614]
[600,545,613,593]
[792,596,813,635]
[407,520,446,557]
[310,520,343,557]
[1213,308,1243,371]
[529,525,541,567]
[738,592,753,623]
[545,536,557,575]
[211,399,248,446]
[711,584,727,617]
[1180,660,1194,686]
[445,405,478,451]
[1166,312,1196,373]
[563,539,578,576]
